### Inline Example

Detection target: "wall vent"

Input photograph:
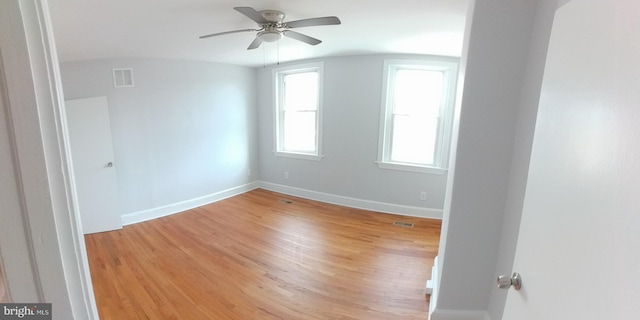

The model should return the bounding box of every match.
[113,68,134,88]
[393,221,414,228]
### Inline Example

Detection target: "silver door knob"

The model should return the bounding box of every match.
[497,272,521,290]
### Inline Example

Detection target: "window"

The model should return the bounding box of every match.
[377,59,458,174]
[274,62,324,160]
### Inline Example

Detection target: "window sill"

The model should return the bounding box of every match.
[274,151,324,161]
[375,161,447,174]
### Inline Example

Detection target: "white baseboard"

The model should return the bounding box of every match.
[428,255,491,320]
[121,180,443,226]
[429,309,490,320]
[121,182,260,225]
[429,255,439,316]
[426,256,438,295]
[259,182,443,219]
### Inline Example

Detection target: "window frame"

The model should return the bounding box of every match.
[377,59,459,174]
[273,62,324,161]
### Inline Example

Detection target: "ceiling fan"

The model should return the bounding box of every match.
[199,7,341,50]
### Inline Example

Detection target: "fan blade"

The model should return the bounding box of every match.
[234,7,269,24]
[199,29,257,39]
[247,37,263,50]
[283,30,322,45]
[285,16,341,29]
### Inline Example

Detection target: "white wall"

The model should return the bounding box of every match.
[60,59,258,218]
[486,0,558,318]
[432,0,558,319]
[256,54,454,215]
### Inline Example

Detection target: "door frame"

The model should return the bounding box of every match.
[0,0,98,318]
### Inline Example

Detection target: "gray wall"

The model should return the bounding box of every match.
[60,58,258,216]
[256,54,456,211]
[61,54,451,221]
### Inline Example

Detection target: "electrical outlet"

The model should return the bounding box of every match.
[420,191,427,201]
[247,168,251,177]
[284,171,289,179]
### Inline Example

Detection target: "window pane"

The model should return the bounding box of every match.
[283,111,316,152]
[390,115,439,165]
[284,72,318,111]
[393,69,444,117]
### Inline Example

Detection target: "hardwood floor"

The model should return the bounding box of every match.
[85,189,441,319]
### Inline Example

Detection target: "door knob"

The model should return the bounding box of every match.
[497,272,521,290]
[106,162,114,168]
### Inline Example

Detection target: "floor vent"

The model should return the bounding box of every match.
[393,221,414,228]
[279,199,294,204]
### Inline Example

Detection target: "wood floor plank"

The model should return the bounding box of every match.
[86,188,441,319]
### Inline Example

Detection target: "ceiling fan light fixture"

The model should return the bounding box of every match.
[257,30,283,42]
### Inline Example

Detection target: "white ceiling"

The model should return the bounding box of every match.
[49,0,469,67]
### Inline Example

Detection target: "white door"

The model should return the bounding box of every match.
[66,96,122,234]
[0,51,40,302]
[503,0,640,319]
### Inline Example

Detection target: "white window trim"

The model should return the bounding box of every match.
[375,161,448,175]
[272,62,324,161]
[377,58,458,174]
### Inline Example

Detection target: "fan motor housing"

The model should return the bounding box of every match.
[259,10,285,24]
